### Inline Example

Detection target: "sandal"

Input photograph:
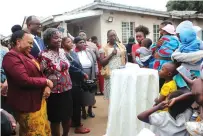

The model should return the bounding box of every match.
[75,127,90,134]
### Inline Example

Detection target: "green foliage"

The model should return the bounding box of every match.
[166,0,203,13]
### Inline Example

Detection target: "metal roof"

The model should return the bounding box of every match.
[40,1,203,25]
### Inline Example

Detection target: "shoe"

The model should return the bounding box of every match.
[75,127,90,134]
[82,112,87,120]
[185,121,203,136]
[88,112,95,118]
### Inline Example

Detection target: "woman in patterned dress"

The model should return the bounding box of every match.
[38,28,73,136]
[99,30,126,100]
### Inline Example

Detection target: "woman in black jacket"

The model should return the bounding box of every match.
[62,37,90,134]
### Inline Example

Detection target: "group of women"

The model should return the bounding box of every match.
[1,26,127,136]
[1,19,203,136]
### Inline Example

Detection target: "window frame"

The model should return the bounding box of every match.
[153,24,160,43]
[122,22,135,44]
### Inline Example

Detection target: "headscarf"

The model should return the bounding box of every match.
[176,20,193,34]
[179,28,201,53]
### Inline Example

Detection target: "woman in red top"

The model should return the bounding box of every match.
[91,36,104,94]
[132,25,150,63]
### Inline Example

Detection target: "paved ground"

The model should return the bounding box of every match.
[16,96,108,136]
[70,95,108,136]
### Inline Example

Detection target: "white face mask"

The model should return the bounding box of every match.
[200,62,203,79]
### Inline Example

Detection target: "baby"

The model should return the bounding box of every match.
[178,28,203,64]
[135,38,152,67]
[150,24,180,70]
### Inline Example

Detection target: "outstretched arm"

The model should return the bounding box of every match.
[179,72,194,87]
[169,92,194,107]
[155,95,166,105]
[137,101,168,123]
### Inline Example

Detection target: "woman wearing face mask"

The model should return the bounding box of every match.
[38,28,73,136]
[62,37,90,134]
[2,30,52,136]
[132,25,150,63]
[99,29,126,100]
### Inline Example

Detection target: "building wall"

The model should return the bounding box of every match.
[191,19,203,40]
[100,10,172,45]
[99,10,203,45]
[67,16,101,43]
[65,10,203,46]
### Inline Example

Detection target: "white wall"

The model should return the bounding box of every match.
[100,10,203,45]
[100,10,169,45]
[66,16,101,43]
[82,16,101,43]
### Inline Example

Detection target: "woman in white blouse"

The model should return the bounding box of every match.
[74,36,97,119]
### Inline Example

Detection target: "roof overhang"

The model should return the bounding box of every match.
[41,16,54,24]
[41,10,103,26]
[92,4,170,18]
[53,10,103,22]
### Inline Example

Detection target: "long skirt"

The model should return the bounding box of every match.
[16,98,51,136]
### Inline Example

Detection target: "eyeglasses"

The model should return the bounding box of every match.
[31,23,42,27]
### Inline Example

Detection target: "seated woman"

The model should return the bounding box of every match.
[150,24,180,71]
[2,30,52,136]
[62,37,90,134]
[74,36,97,119]
[39,28,72,136]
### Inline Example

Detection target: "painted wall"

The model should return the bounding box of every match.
[67,16,101,43]
[65,10,203,46]
[99,10,203,45]
[100,10,171,45]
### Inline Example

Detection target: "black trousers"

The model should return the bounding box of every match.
[71,86,82,127]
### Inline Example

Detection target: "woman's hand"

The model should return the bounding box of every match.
[111,48,117,56]
[168,98,176,107]
[46,79,53,88]
[84,73,89,80]
[43,86,51,99]
[1,80,8,96]
[1,109,17,130]
[157,39,164,47]
[156,101,168,110]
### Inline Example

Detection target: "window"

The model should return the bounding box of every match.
[153,24,160,42]
[122,22,135,44]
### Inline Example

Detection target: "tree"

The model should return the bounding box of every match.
[166,1,203,13]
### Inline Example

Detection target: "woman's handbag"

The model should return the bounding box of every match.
[100,66,110,78]
[100,45,111,78]
[82,80,97,93]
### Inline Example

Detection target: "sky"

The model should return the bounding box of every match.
[0,0,168,36]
